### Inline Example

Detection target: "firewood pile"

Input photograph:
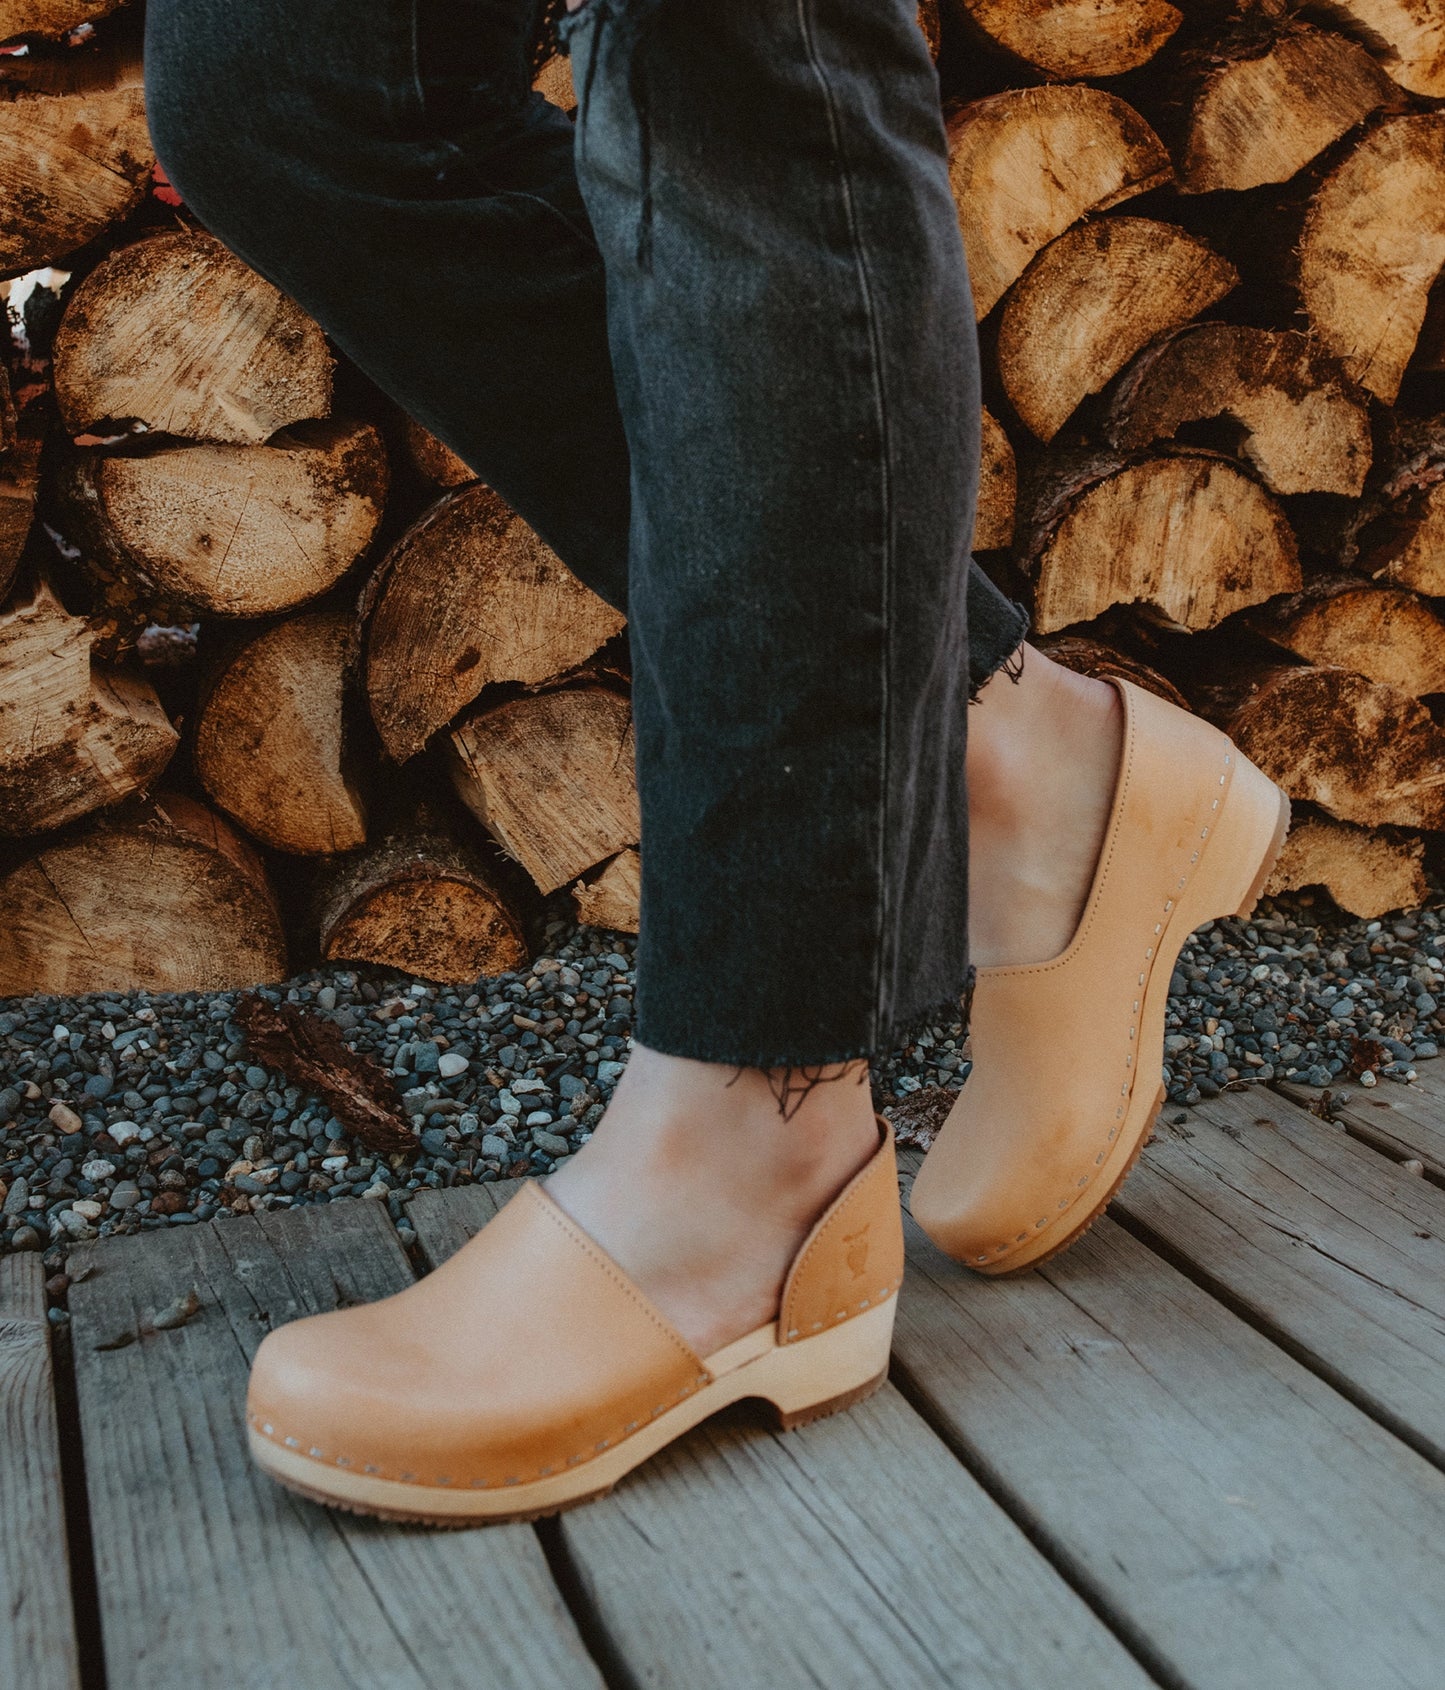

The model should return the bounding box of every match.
[1,0,1443,998]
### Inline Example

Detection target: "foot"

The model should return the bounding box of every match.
[966,646,1124,968]
[547,1043,881,1356]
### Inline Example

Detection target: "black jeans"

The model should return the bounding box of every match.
[142,0,1029,1069]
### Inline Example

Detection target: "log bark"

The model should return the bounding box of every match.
[0,32,151,272]
[401,415,474,488]
[1020,448,1301,635]
[53,229,334,442]
[951,0,1182,79]
[917,0,942,60]
[0,1,124,34]
[0,405,40,602]
[945,87,1172,321]
[1247,580,1445,697]
[998,216,1237,441]
[315,811,530,983]
[1033,633,1189,709]
[0,792,287,995]
[1342,414,1445,596]
[1264,811,1427,919]
[1176,17,1393,193]
[0,579,177,835]
[194,609,368,856]
[973,407,1015,550]
[1309,0,1445,96]
[1204,663,1445,831]
[447,686,640,895]
[1297,112,1445,402]
[365,481,625,763]
[572,847,641,935]
[56,419,388,640]
[1104,323,1372,497]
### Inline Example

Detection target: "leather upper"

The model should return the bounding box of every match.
[248,1120,902,1489]
[910,679,1244,1265]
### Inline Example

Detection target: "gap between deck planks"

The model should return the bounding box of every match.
[25,1071,1445,1690]
[1275,1065,1445,1181]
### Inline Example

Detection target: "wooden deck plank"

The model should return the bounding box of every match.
[1277,1065,1445,1179]
[67,1201,602,1690]
[891,1181,1445,1690]
[409,1184,1156,1690]
[1111,1087,1445,1462]
[0,1255,81,1690]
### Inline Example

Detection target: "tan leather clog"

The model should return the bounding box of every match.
[247,1121,903,1523]
[910,678,1290,1275]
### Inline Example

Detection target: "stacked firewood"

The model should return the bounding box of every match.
[1,0,1443,998]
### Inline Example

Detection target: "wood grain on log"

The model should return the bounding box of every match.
[0,793,286,995]
[572,847,640,934]
[0,0,121,33]
[533,51,576,112]
[946,87,1172,321]
[1211,664,1445,831]
[53,230,333,442]
[1298,112,1445,402]
[1178,18,1393,193]
[1022,450,1301,635]
[365,481,625,763]
[401,415,474,488]
[317,818,530,982]
[999,217,1236,441]
[1249,581,1445,697]
[0,579,176,835]
[58,418,388,626]
[917,0,942,60]
[195,609,367,856]
[1105,323,1372,497]
[448,686,639,895]
[1309,0,1445,96]
[1344,414,1445,596]
[974,407,1015,550]
[0,431,40,602]
[0,33,150,272]
[1034,633,1189,709]
[1264,812,1427,919]
[952,0,1181,79]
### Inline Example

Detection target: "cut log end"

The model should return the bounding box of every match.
[449,686,640,895]
[0,795,287,996]
[572,847,641,934]
[1264,812,1428,920]
[956,0,1182,79]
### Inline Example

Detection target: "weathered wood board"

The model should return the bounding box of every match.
[1277,1067,1445,1179]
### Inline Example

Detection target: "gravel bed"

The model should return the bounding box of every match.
[3,895,1442,1284]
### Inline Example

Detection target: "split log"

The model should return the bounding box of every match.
[1342,414,1445,596]
[998,216,1236,441]
[0,1,125,34]
[401,415,474,488]
[1264,811,1427,920]
[572,847,641,934]
[1020,449,1301,635]
[1248,581,1445,698]
[365,481,625,763]
[1309,0,1445,96]
[1176,17,1393,193]
[315,812,529,983]
[1033,633,1189,710]
[56,419,388,638]
[0,792,287,996]
[0,33,151,272]
[1298,112,1445,403]
[448,686,640,894]
[1104,323,1372,497]
[194,609,368,856]
[53,230,334,442]
[952,0,1181,79]
[1203,663,1445,831]
[0,579,177,835]
[0,396,40,600]
[973,407,1015,550]
[945,88,1172,321]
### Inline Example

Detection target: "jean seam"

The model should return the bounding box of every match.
[794,0,895,1049]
